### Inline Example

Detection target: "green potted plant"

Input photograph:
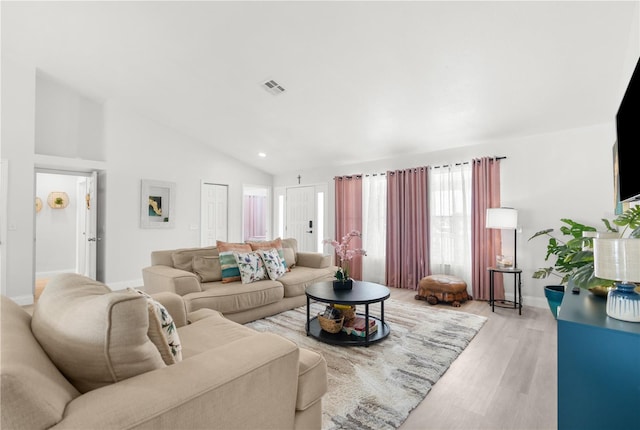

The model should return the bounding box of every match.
[529,206,640,318]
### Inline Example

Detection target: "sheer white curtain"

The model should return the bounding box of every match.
[429,164,472,284]
[362,174,386,284]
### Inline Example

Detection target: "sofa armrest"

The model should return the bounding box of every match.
[53,333,301,430]
[151,292,188,328]
[142,265,202,296]
[296,252,332,269]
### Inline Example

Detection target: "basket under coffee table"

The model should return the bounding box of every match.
[305,281,390,347]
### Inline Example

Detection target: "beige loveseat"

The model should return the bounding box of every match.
[142,238,337,324]
[1,273,327,430]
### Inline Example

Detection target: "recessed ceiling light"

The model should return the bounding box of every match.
[258,152,267,158]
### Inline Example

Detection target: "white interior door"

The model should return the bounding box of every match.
[286,186,316,252]
[201,183,228,246]
[75,172,98,278]
[84,172,98,278]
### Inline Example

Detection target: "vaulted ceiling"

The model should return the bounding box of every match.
[2,1,638,174]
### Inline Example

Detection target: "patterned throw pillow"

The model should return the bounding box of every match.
[217,241,253,283]
[257,248,286,280]
[128,288,182,364]
[247,237,288,272]
[233,251,267,284]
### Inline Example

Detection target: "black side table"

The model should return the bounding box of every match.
[487,267,522,315]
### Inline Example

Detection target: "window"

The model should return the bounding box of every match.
[429,164,472,280]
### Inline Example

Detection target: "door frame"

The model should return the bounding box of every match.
[34,167,103,287]
[200,181,229,246]
[242,184,271,242]
[0,160,8,297]
[276,183,328,252]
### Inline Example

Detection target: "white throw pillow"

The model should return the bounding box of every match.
[258,248,286,280]
[129,288,182,364]
[233,251,268,284]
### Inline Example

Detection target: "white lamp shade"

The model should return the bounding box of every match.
[486,208,518,230]
[594,238,640,282]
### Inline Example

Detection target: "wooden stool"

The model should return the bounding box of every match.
[415,275,471,307]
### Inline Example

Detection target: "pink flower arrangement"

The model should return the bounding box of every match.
[323,230,367,282]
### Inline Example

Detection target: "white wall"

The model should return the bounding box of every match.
[103,101,273,287]
[1,56,273,303]
[274,122,618,309]
[1,54,37,303]
[35,73,105,161]
[35,173,78,274]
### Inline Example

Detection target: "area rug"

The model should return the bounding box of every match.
[245,298,487,430]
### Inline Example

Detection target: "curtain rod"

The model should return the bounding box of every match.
[431,156,506,170]
[335,156,506,179]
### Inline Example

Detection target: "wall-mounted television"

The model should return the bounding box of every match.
[615,55,640,203]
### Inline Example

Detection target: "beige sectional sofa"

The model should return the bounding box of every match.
[1,273,328,429]
[142,238,337,324]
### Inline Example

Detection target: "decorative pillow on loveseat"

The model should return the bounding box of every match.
[31,273,166,393]
[217,241,252,283]
[247,238,288,272]
[233,251,268,284]
[257,248,286,280]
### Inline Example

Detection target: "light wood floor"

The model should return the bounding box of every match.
[23,284,556,429]
[389,287,557,430]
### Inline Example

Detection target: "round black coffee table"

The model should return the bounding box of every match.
[305,280,390,346]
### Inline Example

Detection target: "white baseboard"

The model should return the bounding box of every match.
[36,269,75,278]
[504,292,548,310]
[12,295,34,306]
[107,278,144,291]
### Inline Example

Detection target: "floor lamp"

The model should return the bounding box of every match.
[486,207,519,268]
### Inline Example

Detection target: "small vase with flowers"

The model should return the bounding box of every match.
[323,230,367,290]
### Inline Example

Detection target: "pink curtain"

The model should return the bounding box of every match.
[243,195,267,241]
[334,175,363,280]
[471,157,503,300]
[385,167,430,290]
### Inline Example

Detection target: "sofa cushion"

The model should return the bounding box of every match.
[171,247,218,272]
[217,241,253,283]
[129,288,183,364]
[278,266,336,297]
[234,251,268,284]
[31,273,166,393]
[192,255,222,282]
[296,348,328,410]
[283,247,296,269]
[281,238,298,263]
[185,280,284,314]
[257,248,286,280]
[177,309,258,359]
[1,296,80,430]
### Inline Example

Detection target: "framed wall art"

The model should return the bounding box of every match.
[140,179,175,228]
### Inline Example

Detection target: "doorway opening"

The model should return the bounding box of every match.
[34,170,98,300]
[243,185,270,242]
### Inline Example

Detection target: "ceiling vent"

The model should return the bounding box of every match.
[262,79,286,95]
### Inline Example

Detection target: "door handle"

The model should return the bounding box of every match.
[87,237,97,242]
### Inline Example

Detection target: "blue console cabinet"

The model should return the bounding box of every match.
[557,290,640,430]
